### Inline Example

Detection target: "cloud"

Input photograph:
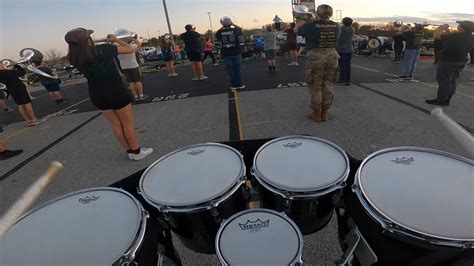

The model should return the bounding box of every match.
[354,13,474,26]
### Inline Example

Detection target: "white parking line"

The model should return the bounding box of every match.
[352,64,380,73]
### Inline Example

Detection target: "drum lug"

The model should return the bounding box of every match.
[210,206,222,224]
[283,199,292,213]
[162,212,170,221]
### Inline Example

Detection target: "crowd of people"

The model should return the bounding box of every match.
[1,4,473,162]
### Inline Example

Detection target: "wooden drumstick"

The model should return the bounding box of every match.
[431,108,474,158]
[0,161,63,239]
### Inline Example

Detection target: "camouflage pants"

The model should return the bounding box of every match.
[305,49,339,111]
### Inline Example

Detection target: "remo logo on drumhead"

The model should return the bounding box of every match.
[238,219,270,232]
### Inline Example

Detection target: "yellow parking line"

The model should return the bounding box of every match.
[0,127,29,142]
[232,89,244,140]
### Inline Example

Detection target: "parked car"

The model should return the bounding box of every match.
[145,50,164,62]
[140,47,156,57]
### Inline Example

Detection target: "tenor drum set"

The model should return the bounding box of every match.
[1,134,473,265]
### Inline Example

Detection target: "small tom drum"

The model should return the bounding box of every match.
[216,208,304,265]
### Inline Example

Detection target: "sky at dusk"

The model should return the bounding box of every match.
[1,0,473,60]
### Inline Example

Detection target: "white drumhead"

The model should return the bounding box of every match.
[217,209,303,265]
[0,188,143,265]
[254,136,349,192]
[140,143,244,207]
[358,148,474,241]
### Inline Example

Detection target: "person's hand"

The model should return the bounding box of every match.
[107,34,118,43]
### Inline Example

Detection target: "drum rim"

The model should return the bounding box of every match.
[354,146,474,247]
[139,143,246,211]
[215,208,304,265]
[2,187,148,264]
[252,135,350,196]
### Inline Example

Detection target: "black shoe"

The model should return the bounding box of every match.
[398,75,409,79]
[425,99,449,106]
[0,149,23,160]
[344,82,351,86]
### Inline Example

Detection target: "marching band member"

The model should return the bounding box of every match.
[295,4,340,122]
[65,28,153,160]
[0,62,44,126]
[117,35,148,101]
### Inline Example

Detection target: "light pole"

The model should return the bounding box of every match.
[162,0,175,44]
[207,12,214,41]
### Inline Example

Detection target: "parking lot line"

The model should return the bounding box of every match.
[352,64,380,73]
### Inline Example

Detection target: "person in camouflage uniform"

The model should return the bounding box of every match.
[295,4,340,122]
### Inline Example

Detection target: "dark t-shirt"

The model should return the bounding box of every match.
[216,27,243,57]
[83,44,127,95]
[161,44,174,59]
[37,66,57,85]
[440,32,474,63]
[180,31,203,52]
[284,28,297,44]
[298,20,340,51]
[0,65,26,91]
[393,34,404,47]
[403,30,424,50]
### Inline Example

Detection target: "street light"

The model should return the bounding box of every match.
[162,0,175,44]
[207,12,214,41]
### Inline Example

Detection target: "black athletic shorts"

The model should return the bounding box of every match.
[89,87,132,111]
[255,47,264,53]
[186,51,202,62]
[288,43,297,51]
[122,67,142,83]
[43,83,61,92]
[9,87,31,105]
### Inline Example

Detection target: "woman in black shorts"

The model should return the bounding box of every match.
[65,28,153,161]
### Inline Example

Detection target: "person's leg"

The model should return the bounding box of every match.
[338,53,345,81]
[233,55,243,87]
[409,49,420,77]
[210,52,217,64]
[23,103,37,121]
[448,65,462,101]
[402,49,415,77]
[134,82,144,97]
[0,99,8,110]
[305,51,324,122]
[128,83,138,99]
[17,105,31,122]
[166,61,173,74]
[224,57,238,87]
[191,61,198,78]
[292,50,298,63]
[102,109,131,150]
[201,52,209,63]
[115,103,140,151]
[0,141,5,152]
[346,53,353,83]
[435,63,452,102]
[321,51,339,120]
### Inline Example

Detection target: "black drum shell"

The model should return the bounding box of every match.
[258,182,340,235]
[159,185,247,254]
[337,174,474,266]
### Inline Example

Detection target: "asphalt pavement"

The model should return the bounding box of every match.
[0,54,473,265]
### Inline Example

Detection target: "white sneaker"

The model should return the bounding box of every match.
[294,62,299,66]
[199,75,208,80]
[288,62,295,66]
[139,95,149,101]
[230,87,237,90]
[28,119,45,127]
[192,76,199,81]
[237,85,246,90]
[213,63,219,66]
[168,73,178,77]
[128,147,154,161]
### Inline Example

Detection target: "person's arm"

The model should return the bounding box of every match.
[335,24,341,43]
[107,34,135,54]
[231,23,242,30]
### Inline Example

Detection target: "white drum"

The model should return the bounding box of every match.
[0,187,148,266]
[139,143,247,254]
[342,147,474,264]
[216,208,304,265]
[252,135,350,234]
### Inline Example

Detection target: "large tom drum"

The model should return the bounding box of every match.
[139,143,247,254]
[338,147,474,265]
[252,135,350,234]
